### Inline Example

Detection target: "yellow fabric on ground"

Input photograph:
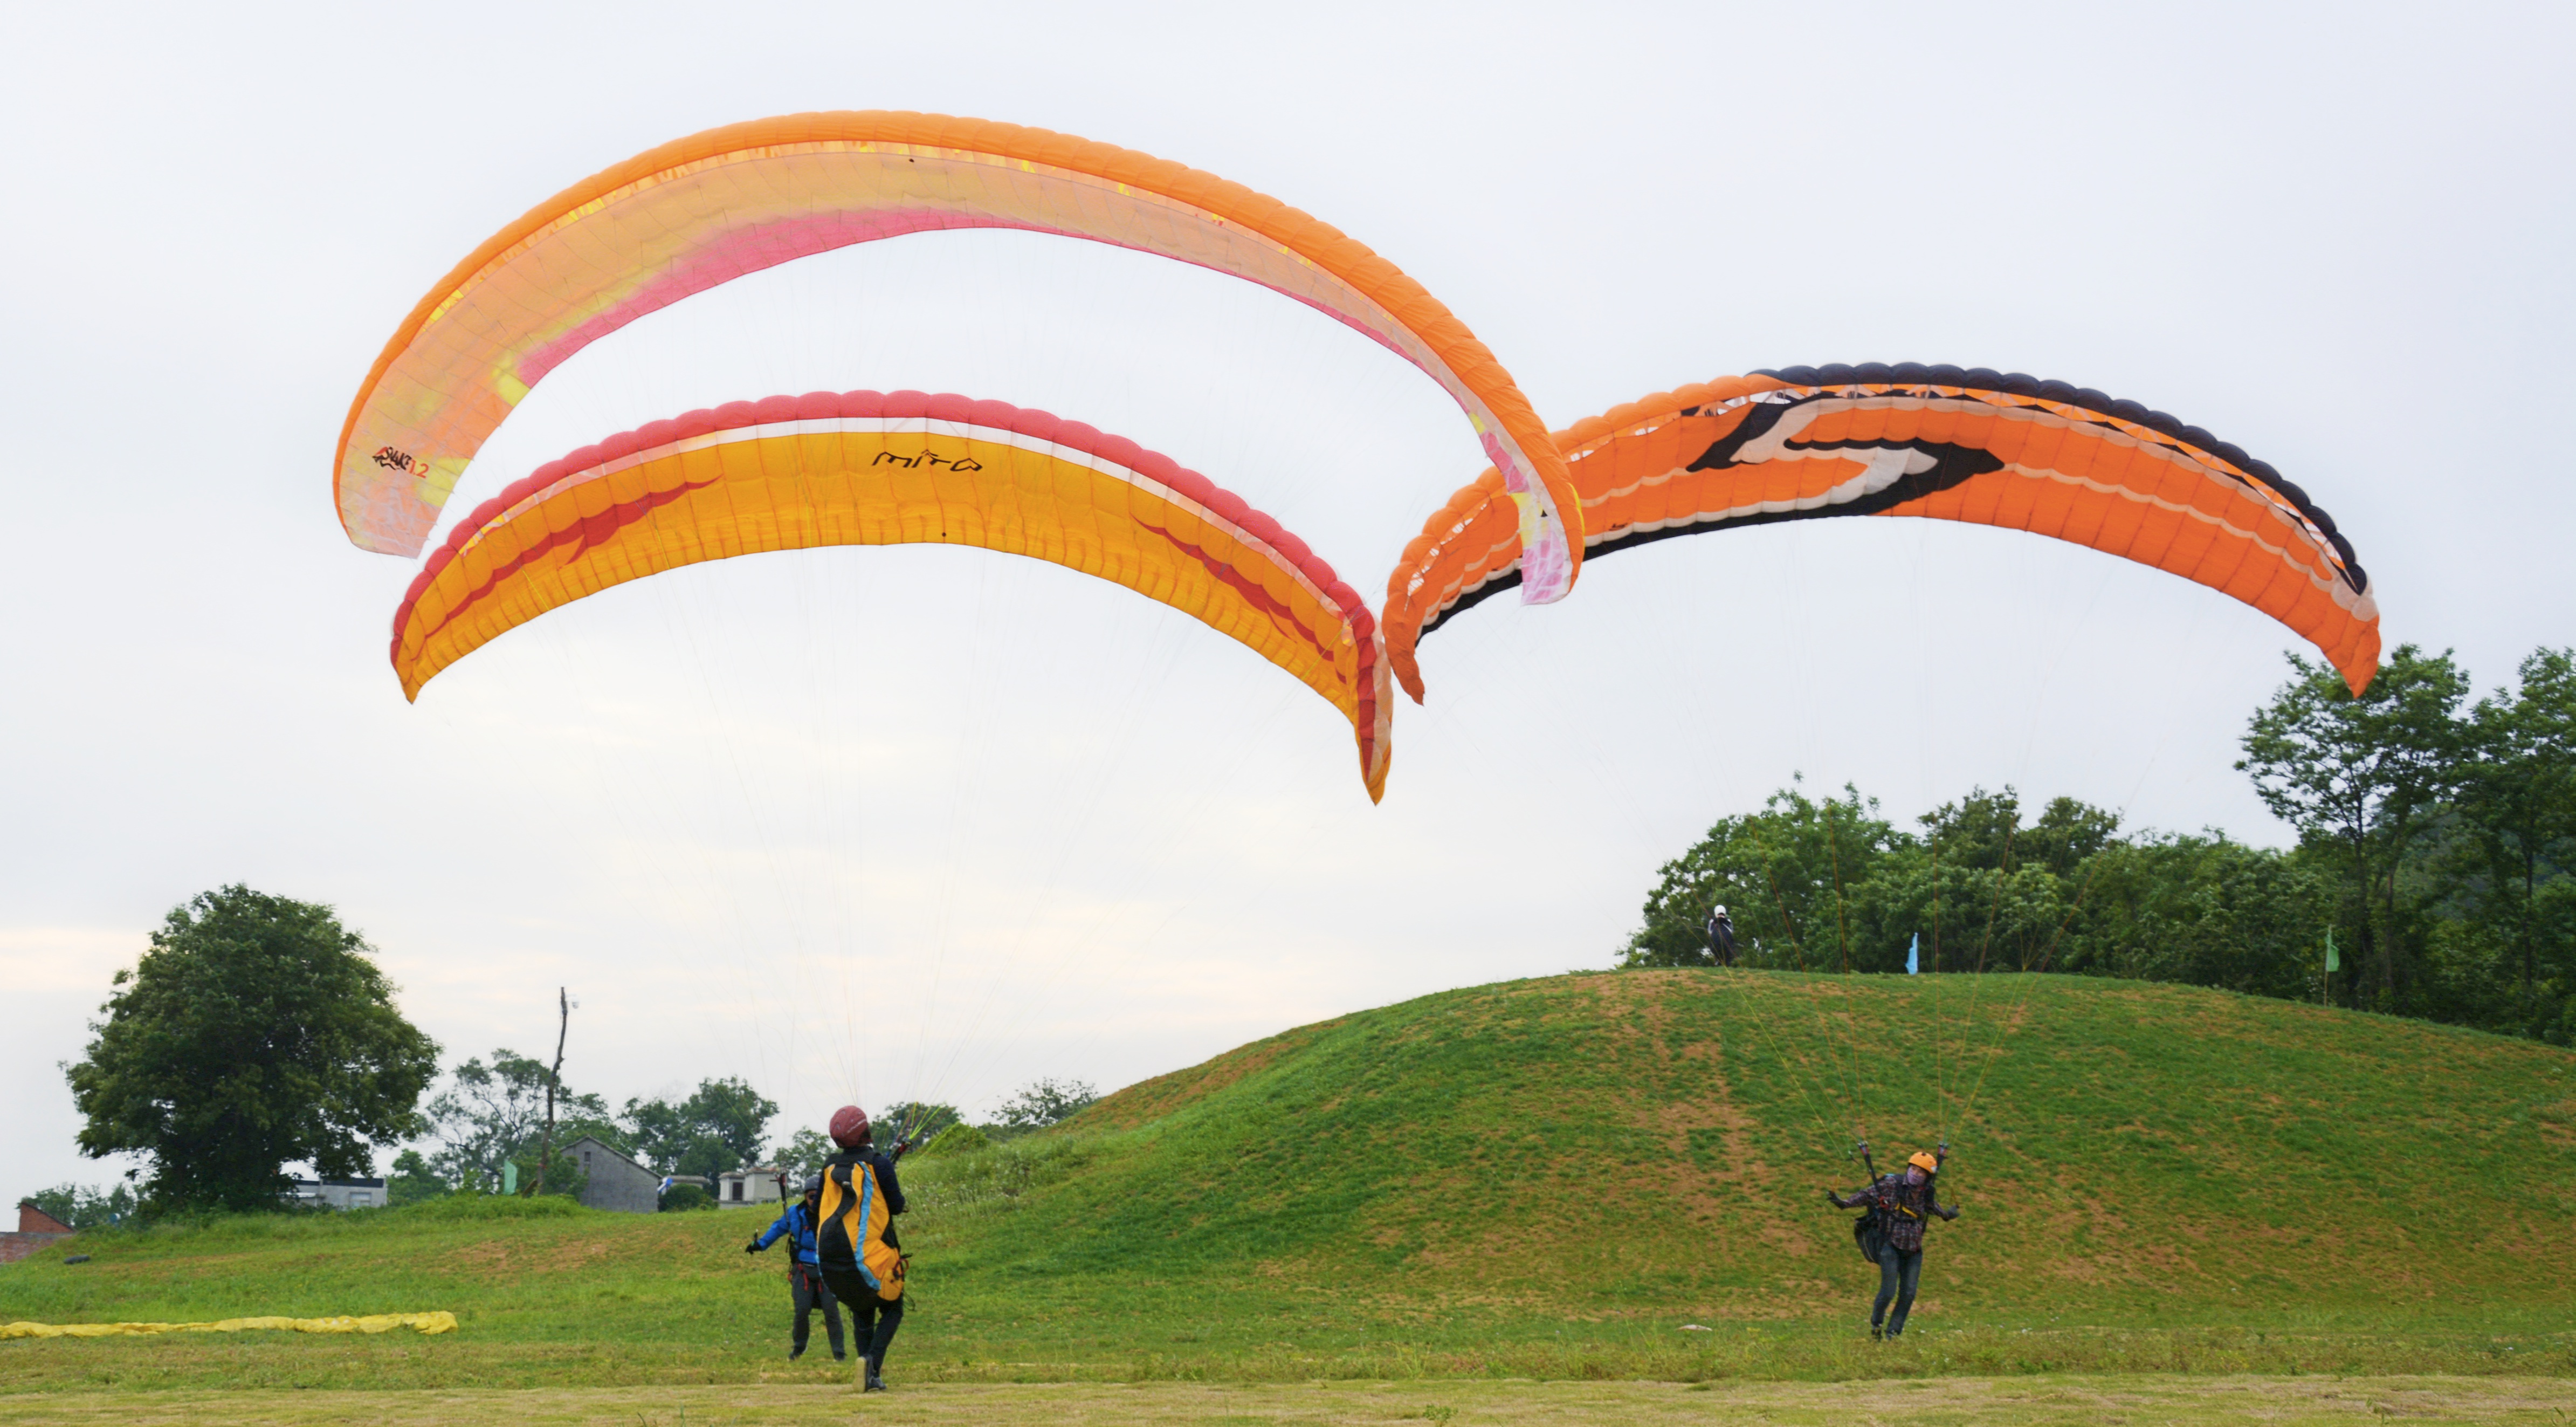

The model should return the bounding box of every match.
[1,1311,456,1339]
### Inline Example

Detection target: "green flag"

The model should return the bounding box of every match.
[2325,929,2339,973]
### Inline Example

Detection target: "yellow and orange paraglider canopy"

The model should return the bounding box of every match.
[335,111,1581,603]
[1382,363,2380,702]
[392,390,1392,800]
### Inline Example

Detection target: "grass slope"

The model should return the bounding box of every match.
[5,971,2572,1390]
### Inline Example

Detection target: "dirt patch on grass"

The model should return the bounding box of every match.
[439,1238,611,1275]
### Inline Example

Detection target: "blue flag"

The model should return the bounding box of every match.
[1907,932,1919,976]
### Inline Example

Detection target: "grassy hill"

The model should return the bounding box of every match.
[5,970,2572,1390]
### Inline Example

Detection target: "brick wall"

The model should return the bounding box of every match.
[0,1230,73,1265]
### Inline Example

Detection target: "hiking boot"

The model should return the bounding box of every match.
[864,1374,886,1392]
[1870,1325,1884,1341]
[788,1348,804,1361]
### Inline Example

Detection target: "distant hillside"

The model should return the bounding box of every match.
[5,970,2570,1389]
[979,970,2574,1320]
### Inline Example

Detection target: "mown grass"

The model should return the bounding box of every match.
[10,1376,2576,1426]
[4,971,2572,1392]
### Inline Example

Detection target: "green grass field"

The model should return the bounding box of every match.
[5,970,2573,1397]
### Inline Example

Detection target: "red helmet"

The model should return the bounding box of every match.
[828,1105,871,1148]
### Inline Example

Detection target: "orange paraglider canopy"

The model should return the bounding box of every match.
[1383,363,2379,701]
[393,390,1392,801]
[336,111,1580,603]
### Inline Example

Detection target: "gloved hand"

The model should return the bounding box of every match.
[1822,1188,1840,1204]
[744,1239,761,1254]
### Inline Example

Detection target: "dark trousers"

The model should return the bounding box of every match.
[1873,1243,1924,1335]
[818,1264,904,1374]
[790,1265,844,1358]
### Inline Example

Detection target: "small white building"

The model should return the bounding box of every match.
[715,1164,790,1207]
[288,1177,387,1210]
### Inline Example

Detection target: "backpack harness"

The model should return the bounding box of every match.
[816,1153,906,1302]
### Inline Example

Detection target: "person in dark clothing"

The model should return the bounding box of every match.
[1826,1148,1959,1339]
[746,1172,843,1361]
[814,1104,909,1391]
[1706,904,1738,966]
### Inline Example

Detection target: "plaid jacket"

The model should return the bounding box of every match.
[1835,1174,1955,1253]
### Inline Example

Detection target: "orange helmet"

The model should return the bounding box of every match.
[1907,1151,1939,1173]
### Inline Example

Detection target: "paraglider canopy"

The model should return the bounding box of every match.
[391,389,1393,800]
[333,110,1582,603]
[1382,363,2379,701]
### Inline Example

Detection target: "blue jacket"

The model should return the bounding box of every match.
[753,1200,822,1266]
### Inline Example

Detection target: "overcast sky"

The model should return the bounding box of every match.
[5,3,2570,1193]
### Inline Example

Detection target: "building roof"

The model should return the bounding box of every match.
[562,1134,651,1175]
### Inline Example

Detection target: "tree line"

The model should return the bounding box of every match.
[1618,644,2575,1045]
[387,1055,1095,1208]
[53,884,1096,1217]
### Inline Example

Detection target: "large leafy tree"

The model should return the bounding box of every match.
[2237,646,2468,1011]
[1618,780,1904,970]
[65,886,440,1212]
[2437,649,2576,1034]
[621,1077,779,1175]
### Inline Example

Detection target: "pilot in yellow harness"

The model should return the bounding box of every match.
[815,1104,908,1391]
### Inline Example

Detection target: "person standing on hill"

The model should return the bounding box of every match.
[1826,1147,1959,1339]
[1706,904,1738,966]
[746,1173,844,1362]
[815,1105,908,1392]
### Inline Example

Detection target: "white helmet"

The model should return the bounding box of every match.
[1713,904,1728,918]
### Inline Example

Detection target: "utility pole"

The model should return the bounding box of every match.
[532,987,570,1197]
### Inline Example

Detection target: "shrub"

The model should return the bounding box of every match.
[917,1123,990,1157]
[659,1183,716,1212]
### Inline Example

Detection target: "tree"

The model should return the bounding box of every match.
[385,1149,449,1206]
[1917,786,2026,872]
[994,1078,1098,1132]
[685,1077,778,1165]
[774,1128,838,1178]
[1619,780,1903,969]
[64,886,440,1212]
[2238,647,2469,1012]
[2438,649,2576,1035]
[620,1078,779,1175]
[531,987,571,1197]
[421,1049,614,1194]
[2056,834,2331,997]
[1600,646,2568,1045]
[879,1101,962,1146]
[24,1181,137,1229]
